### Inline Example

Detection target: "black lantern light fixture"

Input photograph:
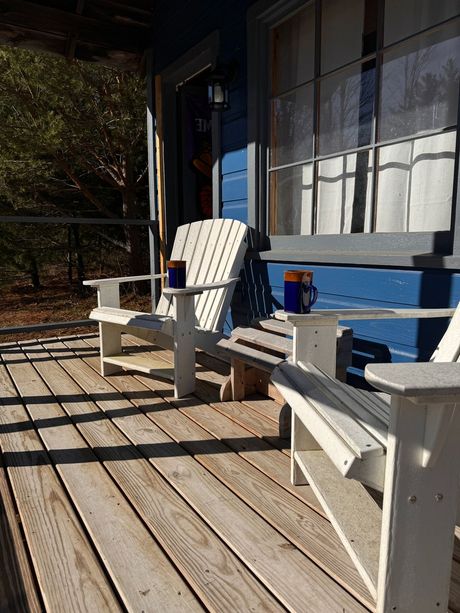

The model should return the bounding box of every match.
[208,70,229,111]
[208,63,236,111]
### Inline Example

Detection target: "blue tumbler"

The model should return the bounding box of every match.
[167,260,186,288]
[284,270,318,314]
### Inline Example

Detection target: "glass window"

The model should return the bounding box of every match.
[269,164,313,235]
[380,21,460,141]
[385,0,460,46]
[316,152,373,234]
[271,4,315,95]
[266,1,459,238]
[375,132,456,232]
[321,0,377,74]
[271,83,314,166]
[319,59,375,155]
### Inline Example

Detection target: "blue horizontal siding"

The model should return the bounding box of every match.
[222,170,247,201]
[222,149,247,174]
[222,199,248,223]
[238,259,460,383]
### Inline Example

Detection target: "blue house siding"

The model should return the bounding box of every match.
[236,260,460,383]
[152,0,460,381]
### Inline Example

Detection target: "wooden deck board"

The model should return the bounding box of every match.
[16,339,280,612]
[0,454,41,613]
[52,336,369,612]
[0,360,121,613]
[2,332,459,612]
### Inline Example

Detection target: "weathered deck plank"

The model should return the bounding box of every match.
[50,336,369,612]
[16,340,280,612]
[0,361,120,613]
[0,454,41,613]
[5,332,460,613]
[3,343,200,613]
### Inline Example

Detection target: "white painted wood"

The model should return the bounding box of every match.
[103,353,175,380]
[271,366,359,478]
[377,396,460,613]
[275,307,457,322]
[84,273,166,287]
[172,294,196,398]
[85,219,247,396]
[279,362,384,459]
[99,323,122,376]
[295,450,381,599]
[232,327,292,354]
[365,362,460,397]
[162,278,238,295]
[292,316,338,377]
[431,303,460,362]
[97,283,120,309]
[297,362,388,448]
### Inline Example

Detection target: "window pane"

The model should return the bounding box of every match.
[269,164,313,235]
[319,59,375,155]
[271,4,315,95]
[316,151,373,234]
[385,0,460,46]
[379,22,460,141]
[321,0,377,74]
[271,84,314,167]
[375,132,455,232]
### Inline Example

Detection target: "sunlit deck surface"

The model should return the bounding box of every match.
[1,333,460,612]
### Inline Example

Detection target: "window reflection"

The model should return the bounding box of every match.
[380,21,460,141]
[319,59,375,155]
[271,84,314,167]
[270,165,313,235]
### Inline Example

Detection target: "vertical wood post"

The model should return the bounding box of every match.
[292,315,338,377]
[377,397,460,612]
[97,284,122,375]
[173,294,196,398]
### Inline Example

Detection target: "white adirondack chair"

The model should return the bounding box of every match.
[271,304,460,613]
[84,218,248,398]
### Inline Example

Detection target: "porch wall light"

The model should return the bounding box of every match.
[208,70,230,111]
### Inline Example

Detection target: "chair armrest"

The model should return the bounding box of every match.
[365,362,460,399]
[162,277,239,296]
[83,273,166,287]
[274,307,456,323]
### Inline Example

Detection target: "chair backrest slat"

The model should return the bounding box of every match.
[155,219,247,331]
[430,303,460,363]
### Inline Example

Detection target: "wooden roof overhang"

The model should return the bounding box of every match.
[0,0,153,71]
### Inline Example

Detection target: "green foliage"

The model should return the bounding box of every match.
[0,46,149,287]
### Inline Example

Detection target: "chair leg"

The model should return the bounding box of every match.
[377,397,460,613]
[173,294,196,398]
[99,322,122,376]
[231,358,245,400]
[291,413,318,485]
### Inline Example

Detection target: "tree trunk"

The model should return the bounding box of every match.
[28,254,41,290]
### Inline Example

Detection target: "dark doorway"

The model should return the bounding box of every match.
[176,71,213,225]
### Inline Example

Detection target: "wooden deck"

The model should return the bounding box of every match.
[1,333,460,612]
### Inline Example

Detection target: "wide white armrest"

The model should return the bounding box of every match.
[365,362,460,398]
[83,273,166,287]
[162,277,239,296]
[275,307,456,323]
